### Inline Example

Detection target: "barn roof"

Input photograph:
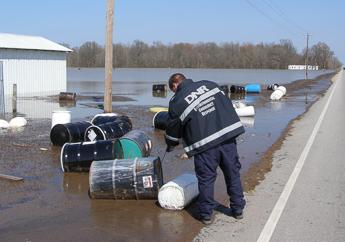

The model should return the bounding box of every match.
[0,33,72,52]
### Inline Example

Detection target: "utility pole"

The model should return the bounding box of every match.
[104,0,114,113]
[304,33,310,80]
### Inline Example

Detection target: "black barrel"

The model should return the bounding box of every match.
[84,119,132,141]
[59,92,76,101]
[91,114,132,128]
[153,111,170,130]
[50,121,92,146]
[152,84,167,92]
[220,85,230,97]
[89,157,163,199]
[230,85,246,93]
[119,130,152,158]
[60,140,123,172]
[267,83,280,91]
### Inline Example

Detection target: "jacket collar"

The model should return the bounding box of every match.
[176,79,193,92]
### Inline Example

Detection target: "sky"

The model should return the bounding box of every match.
[1,0,344,62]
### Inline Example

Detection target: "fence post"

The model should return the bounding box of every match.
[12,84,17,114]
[0,61,4,117]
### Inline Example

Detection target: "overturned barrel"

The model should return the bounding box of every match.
[50,121,92,146]
[220,85,230,98]
[59,92,77,101]
[152,111,169,130]
[89,157,163,199]
[230,85,245,94]
[91,113,118,125]
[84,118,132,142]
[119,130,152,158]
[60,140,123,172]
[245,84,261,93]
[267,83,279,91]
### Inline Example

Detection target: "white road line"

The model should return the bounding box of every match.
[257,76,340,242]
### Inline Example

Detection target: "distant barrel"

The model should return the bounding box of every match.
[59,92,76,101]
[60,140,123,172]
[152,84,167,92]
[245,84,261,93]
[267,83,279,91]
[230,85,246,94]
[152,111,170,130]
[50,121,92,146]
[89,157,163,200]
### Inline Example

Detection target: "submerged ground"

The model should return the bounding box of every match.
[0,73,334,241]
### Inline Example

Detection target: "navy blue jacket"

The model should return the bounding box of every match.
[166,79,245,157]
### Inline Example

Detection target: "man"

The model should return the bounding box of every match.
[165,73,246,225]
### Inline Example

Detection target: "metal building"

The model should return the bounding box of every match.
[0,33,72,97]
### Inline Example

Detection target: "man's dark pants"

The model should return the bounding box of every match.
[194,139,245,219]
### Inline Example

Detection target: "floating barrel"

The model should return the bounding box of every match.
[51,110,71,128]
[230,85,245,93]
[245,84,261,93]
[119,130,152,158]
[60,140,123,172]
[235,106,255,117]
[267,83,279,91]
[59,92,76,101]
[50,121,92,146]
[152,111,169,130]
[158,173,198,210]
[152,84,167,92]
[84,118,132,142]
[89,157,163,200]
[152,90,167,98]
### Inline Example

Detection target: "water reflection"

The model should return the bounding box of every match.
[152,90,167,98]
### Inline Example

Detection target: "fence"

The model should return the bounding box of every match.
[0,61,5,117]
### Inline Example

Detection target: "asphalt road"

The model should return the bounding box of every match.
[195,70,345,242]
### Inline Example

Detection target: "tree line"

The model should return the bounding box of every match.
[64,39,342,69]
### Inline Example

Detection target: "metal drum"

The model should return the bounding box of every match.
[50,121,92,146]
[89,157,163,200]
[60,140,123,172]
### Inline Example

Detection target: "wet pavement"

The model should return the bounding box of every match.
[0,73,334,241]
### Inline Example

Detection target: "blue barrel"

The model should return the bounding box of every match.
[245,84,261,93]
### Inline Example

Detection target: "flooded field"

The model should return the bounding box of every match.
[0,69,334,241]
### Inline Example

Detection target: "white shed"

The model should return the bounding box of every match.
[0,33,72,97]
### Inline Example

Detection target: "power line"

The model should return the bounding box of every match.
[244,0,304,38]
[263,0,307,34]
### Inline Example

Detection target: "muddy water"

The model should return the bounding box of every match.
[0,73,333,241]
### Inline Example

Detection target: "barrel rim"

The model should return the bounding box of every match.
[60,142,68,172]
[91,113,118,124]
[84,125,106,141]
[152,111,164,127]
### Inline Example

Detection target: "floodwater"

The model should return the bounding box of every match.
[0,68,334,241]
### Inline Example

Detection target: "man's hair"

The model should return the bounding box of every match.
[168,73,186,90]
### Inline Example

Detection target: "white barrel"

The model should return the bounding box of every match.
[240,116,255,127]
[232,101,246,109]
[0,119,9,128]
[276,86,287,95]
[270,89,284,101]
[158,173,199,210]
[9,117,27,128]
[235,105,255,117]
[51,110,71,128]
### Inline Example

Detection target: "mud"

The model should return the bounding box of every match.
[0,73,334,241]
